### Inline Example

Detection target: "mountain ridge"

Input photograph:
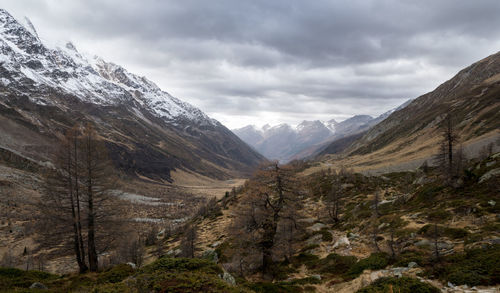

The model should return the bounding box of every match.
[0,9,265,181]
[233,102,410,162]
[309,51,500,175]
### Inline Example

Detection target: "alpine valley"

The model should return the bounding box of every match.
[1,6,500,293]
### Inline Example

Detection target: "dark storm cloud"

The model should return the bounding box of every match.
[3,0,500,128]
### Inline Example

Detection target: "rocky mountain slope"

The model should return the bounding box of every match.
[0,9,264,181]
[310,51,500,175]
[233,105,409,162]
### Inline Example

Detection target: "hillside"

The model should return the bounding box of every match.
[313,52,500,174]
[0,9,264,182]
[156,152,500,293]
[4,151,499,292]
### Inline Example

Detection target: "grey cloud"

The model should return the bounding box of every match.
[2,0,500,128]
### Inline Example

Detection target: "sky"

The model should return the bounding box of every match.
[3,0,500,129]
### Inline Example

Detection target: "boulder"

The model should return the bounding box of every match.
[311,274,321,280]
[390,267,408,277]
[342,183,355,189]
[333,236,350,249]
[166,248,182,257]
[30,282,47,290]
[378,223,389,229]
[202,249,219,263]
[299,218,316,224]
[415,239,430,247]
[437,242,454,250]
[308,222,326,232]
[306,234,323,246]
[479,168,500,183]
[221,271,236,286]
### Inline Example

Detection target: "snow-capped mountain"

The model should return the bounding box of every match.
[233,103,411,162]
[0,9,215,126]
[322,119,337,133]
[0,9,264,180]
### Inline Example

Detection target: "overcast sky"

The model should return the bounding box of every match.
[4,0,500,128]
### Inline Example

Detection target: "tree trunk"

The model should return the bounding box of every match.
[86,134,98,272]
[72,134,88,273]
[261,219,277,278]
[67,144,87,273]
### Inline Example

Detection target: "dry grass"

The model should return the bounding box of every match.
[302,130,499,176]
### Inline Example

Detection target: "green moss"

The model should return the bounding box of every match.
[0,267,59,291]
[96,264,135,284]
[418,225,469,239]
[300,244,320,252]
[290,253,319,268]
[311,229,333,242]
[214,241,230,263]
[413,184,445,205]
[346,253,390,279]
[426,209,452,222]
[143,257,222,275]
[287,276,322,285]
[248,282,301,293]
[0,258,244,293]
[271,261,298,281]
[247,277,320,293]
[356,277,440,293]
[424,244,500,286]
[482,222,500,232]
[393,250,427,267]
[311,253,357,275]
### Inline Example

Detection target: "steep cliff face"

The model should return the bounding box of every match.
[0,9,264,181]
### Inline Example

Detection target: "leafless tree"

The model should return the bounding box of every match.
[180,224,197,258]
[38,124,121,273]
[326,175,342,223]
[230,162,302,278]
[114,235,145,267]
[372,189,381,252]
[435,114,461,182]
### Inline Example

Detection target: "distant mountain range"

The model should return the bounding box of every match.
[233,100,411,162]
[0,9,264,181]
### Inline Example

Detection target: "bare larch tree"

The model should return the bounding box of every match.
[38,124,120,272]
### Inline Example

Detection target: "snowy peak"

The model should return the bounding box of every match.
[296,120,326,132]
[0,9,44,55]
[0,9,217,126]
[232,101,411,162]
[323,119,338,133]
